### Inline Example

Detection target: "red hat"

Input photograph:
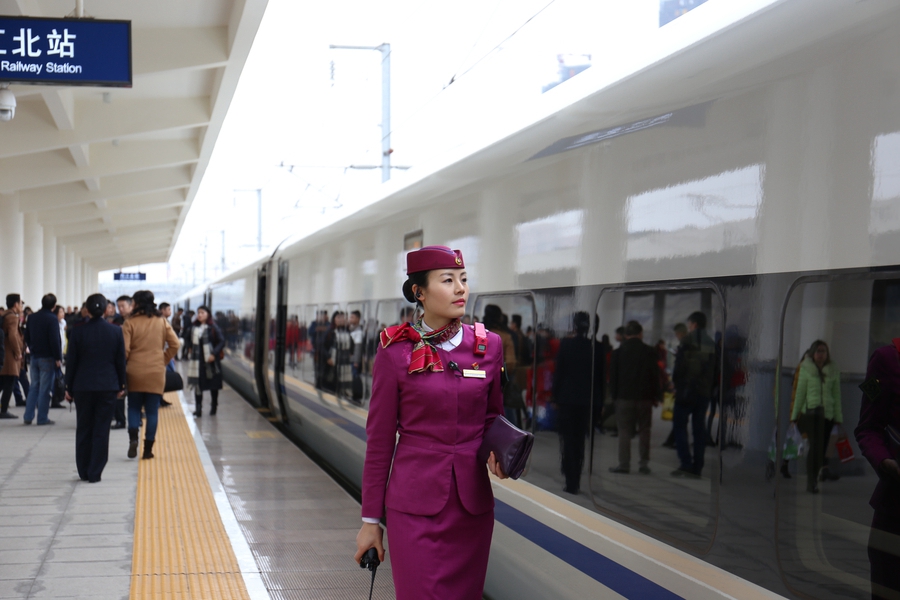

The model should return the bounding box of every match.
[406,245,464,275]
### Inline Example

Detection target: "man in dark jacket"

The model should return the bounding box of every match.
[609,320,660,474]
[65,294,127,483]
[554,312,604,494]
[23,294,62,425]
[671,312,718,478]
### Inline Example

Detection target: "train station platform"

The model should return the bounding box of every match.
[0,385,396,600]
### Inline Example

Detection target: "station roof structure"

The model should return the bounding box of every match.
[0,0,268,272]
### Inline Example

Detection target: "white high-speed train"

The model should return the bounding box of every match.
[179,2,900,598]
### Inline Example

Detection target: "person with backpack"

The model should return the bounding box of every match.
[671,311,718,479]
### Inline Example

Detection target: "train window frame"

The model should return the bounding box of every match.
[774,269,900,600]
[590,280,726,556]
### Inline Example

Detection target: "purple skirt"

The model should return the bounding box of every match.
[386,472,494,600]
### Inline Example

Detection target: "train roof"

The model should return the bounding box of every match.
[184,0,899,299]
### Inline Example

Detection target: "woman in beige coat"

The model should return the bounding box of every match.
[122,290,179,459]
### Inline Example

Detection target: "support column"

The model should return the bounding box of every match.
[43,234,57,299]
[66,250,75,308]
[57,244,67,307]
[23,212,44,307]
[0,194,25,297]
[73,256,83,304]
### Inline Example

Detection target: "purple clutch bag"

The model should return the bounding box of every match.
[477,416,534,480]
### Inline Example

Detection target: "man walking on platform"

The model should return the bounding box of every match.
[23,294,63,426]
[110,296,133,429]
[671,312,717,478]
[609,320,660,474]
[0,295,25,419]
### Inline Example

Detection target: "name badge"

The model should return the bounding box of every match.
[462,369,486,379]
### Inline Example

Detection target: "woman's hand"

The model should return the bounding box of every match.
[206,355,215,363]
[881,459,900,483]
[354,522,385,564]
[488,451,508,479]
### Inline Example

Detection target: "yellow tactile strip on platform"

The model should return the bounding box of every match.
[130,392,250,599]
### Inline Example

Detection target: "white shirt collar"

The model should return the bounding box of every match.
[420,319,463,350]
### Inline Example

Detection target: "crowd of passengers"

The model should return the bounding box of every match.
[277,304,860,500]
[0,290,226,483]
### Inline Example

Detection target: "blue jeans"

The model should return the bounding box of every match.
[127,392,161,440]
[673,397,710,474]
[24,357,55,424]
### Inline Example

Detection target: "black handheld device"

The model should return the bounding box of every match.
[360,548,380,599]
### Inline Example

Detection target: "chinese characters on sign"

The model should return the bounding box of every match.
[0,16,130,86]
[114,272,146,282]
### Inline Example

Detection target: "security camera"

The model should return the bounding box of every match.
[0,86,16,122]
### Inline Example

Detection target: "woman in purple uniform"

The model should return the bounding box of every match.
[354,245,507,600]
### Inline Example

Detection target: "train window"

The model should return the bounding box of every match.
[404,230,423,251]
[469,294,537,435]
[287,304,319,386]
[375,298,416,331]
[589,286,722,552]
[776,277,893,600]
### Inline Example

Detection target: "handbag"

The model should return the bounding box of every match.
[477,415,534,480]
[164,370,184,393]
[53,368,66,404]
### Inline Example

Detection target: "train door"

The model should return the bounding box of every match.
[253,263,273,412]
[345,301,369,405]
[271,260,290,423]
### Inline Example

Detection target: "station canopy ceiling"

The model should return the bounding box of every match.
[0,0,267,271]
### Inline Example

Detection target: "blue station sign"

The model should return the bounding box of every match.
[0,16,131,87]
[114,272,145,281]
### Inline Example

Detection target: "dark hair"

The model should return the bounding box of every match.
[41,294,57,310]
[6,294,20,309]
[55,305,65,316]
[573,311,591,336]
[351,310,361,319]
[331,311,345,326]
[615,326,625,336]
[807,340,831,365]
[131,290,161,318]
[483,304,504,330]
[402,271,430,306]
[86,294,107,319]
[159,302,170,310]
[511,314,522,329]
[624,320,643,337]
[673,322,687,335]
[193,305,212,325]
[116,295,133,304]
[687,311,707,330]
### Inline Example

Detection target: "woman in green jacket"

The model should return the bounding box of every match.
[790,340,843,493]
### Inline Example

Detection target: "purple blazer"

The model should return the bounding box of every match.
[362,325,504,519]
[855,343,900,517]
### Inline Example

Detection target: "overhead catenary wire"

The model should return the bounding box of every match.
[384,0,559,147]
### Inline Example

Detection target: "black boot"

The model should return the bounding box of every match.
[780,459,791,479]
[210,391,218,416]
[127,428,139,459]
[193,395,202,418]
[142,439,155,459]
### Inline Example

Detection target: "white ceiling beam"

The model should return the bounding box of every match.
[34,190,187,226]
[84,178,101,192]
[133,27,229,75]
[64,226,174,251]
[68,144,90,168]
[0,97,210,160]
[41,89,76,131]
[1,0,41,16]
[0,139,199,193]
[20,166,193,212]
